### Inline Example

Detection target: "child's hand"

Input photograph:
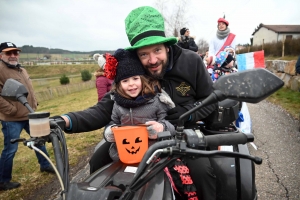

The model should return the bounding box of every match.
[104,125,116,142]
[145,121,164,139]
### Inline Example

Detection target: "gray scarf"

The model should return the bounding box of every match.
[216,27,230,39]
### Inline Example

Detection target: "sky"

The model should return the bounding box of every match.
[0,0,299,52]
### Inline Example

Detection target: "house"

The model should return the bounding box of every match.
[251,23,300,46]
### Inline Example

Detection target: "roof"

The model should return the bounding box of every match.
[252,24,300,35]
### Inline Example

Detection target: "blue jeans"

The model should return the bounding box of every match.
[0,120,51,183]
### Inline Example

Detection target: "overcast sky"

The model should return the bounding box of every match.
[0,0,299,52]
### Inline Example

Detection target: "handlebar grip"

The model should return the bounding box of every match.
[205,133,248,147]
[253,157,263,165]
[10,138,26,144]
[49,117,66,130]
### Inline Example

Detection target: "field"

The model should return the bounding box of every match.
[24,63,99,79]
[0,63,102,199]
[19,53,92,62]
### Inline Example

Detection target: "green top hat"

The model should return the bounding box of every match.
[125,6,178,50]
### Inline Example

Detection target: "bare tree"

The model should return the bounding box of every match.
[197,38,209,54]
[154,0,189,38]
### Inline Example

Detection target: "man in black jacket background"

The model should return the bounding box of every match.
[177,27,199,52]
[296,55,300,75]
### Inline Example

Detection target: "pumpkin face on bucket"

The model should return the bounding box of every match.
[112,126,148,164]
[123,137,142,154]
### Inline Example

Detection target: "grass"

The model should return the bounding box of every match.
[19,53,91,61]
[267,87,300,119]
[0,88,103,200]
[265,55,298,61]
[32,76,96,92]
[25,64,99,79]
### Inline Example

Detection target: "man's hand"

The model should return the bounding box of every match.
[145,121,164,139]
[165,106,189,125]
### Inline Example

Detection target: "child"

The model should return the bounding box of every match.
[211,51,237,82]
[102,48,175,161]
[93,53,114,101]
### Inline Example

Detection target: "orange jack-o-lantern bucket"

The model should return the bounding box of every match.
[112,125,148,164]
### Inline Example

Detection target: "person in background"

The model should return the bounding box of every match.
[206,17,236,66]
[177,27,199,52]
[0,42,55,191]
[93,53,114,101]
[58,6,216,199]
[296,55,300,75]
[203,49,209,67]
[210,51,237,82]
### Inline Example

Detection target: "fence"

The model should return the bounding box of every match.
[35,80,95,102]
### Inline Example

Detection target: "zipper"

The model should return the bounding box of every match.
[130,108,133,125]
[161,79,173,99]
[19,68,34,107]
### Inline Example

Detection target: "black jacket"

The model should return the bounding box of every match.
[65,45,216,133]
[177,36,198,52]
[296,55,300,74]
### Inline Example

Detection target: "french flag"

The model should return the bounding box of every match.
[236,50,265,71]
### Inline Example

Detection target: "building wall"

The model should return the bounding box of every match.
[253,27,278,45]
[253,27,300,46]
[277,33,300,41]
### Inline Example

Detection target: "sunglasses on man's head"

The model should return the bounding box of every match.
[4,51,20,56]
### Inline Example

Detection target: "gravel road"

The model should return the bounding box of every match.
[247,101,300,200]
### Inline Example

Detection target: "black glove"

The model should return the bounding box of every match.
[165,105,189,125]
[49,115,66,130]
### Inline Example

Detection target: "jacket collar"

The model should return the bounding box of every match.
[166,44,182,72]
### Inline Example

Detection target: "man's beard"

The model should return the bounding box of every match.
[145,58,169,79]
[8,58,18,66]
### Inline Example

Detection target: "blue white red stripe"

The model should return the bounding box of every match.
[236,50,265,71]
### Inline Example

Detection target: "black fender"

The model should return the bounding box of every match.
[210,157,237,200]
[210,144,257,200]
[238,144,257,200]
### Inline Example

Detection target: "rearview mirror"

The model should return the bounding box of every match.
[213,68,284,103]
[1,78,29,102]
[178,69,284,127]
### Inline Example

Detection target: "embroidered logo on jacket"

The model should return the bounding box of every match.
[176,82,190,96]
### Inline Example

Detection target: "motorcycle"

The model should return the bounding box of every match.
[1,68,284,200]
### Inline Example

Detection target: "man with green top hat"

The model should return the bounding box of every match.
[58,6,217,199]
